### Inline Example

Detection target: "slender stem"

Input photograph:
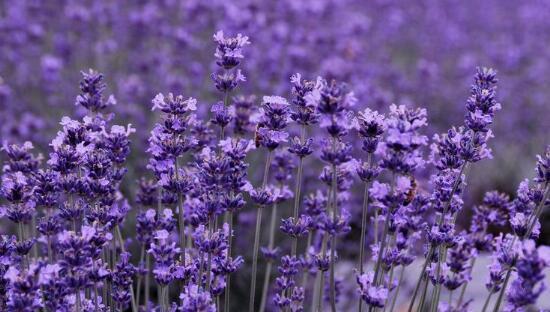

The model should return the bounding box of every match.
[199,251,205,288]
[31,215,38,259]
[372,212,390,286]
[47,235,53,264]
[206,220,213,291]
[223,91,230,110]
[93,282,99,312]
[145,253,150,307]
[259,261,273,312]
[160,287,164,312]
[17,222,28,268]
[224,211,234,312]
[206,249,213,290]
[373,224,398,305]
[76,289,82,312]
[329,236,337,312]
[317,272,326,312]
[249,206,264,312]
[311,273,320,312]
[359,182,371,274]
[389,266,405,312]
[291,125,306,257]
[313,148,337,312]
[102,250,108,307]
[491,267,512,312]
[328,137,339,312]
[175,158,187,264]
[92,259,99,311]
[249,151,272,312]
[260,203,278,312]
[301,230,313,288]
[358,180,371,312]
[316,235,329,312]
[157,188,163,214]
[136,245,145,307]
[417,277,430,312]
[115,225,138,312]
[430,243,447,312]
[481,292,493,312]
[456,257,476,307]
[291,156,304,257]
[374,209,379,246]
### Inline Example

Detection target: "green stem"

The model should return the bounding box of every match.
[136,244,145,307]
[206,221,213,291]
[389,266,405,312]
[115,225,138,312]
[430,245,445,312]
[31,215,38,259]
[329,160,338,312]
[372,211,390,287]
[92,260,99,311]
[175,158,187,264]
[456,257,476,307]
[417,277,429,312]
[145,253,150,306]
[291,126,307,257]
[358,181,371,312]
[491,267,512,312]
[249,206,264,312]
[224,211,234,312]
[329,236,337,312]
[249,151,272,312]
[481,292,493,312]
[301,230,313,288]
[316,235,329,312]
[76,289,82,312]
[260,203,278,312]
[291,156,305,257]
[199,251,204,289]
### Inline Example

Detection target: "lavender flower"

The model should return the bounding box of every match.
[505,240,546,310]
[356,272,388,308]
[211,31,250,94]
[179,284,216,312]
[112,252,136,308]
[75,69,116,113]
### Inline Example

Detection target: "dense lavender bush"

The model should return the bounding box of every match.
[1,5,550,312]
[2,1,550,202]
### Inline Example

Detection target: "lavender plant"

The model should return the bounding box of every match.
[1,27,550,312]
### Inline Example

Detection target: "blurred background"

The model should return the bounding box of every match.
[1,1,549,309]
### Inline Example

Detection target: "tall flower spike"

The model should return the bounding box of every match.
[75,69,116,113]
[213,31,251,70]
[212,31,250,94]
[409,68,501,312]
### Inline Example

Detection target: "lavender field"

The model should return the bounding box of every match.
[0,1,549,311]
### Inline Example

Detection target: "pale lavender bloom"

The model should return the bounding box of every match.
[356,271,388,308]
